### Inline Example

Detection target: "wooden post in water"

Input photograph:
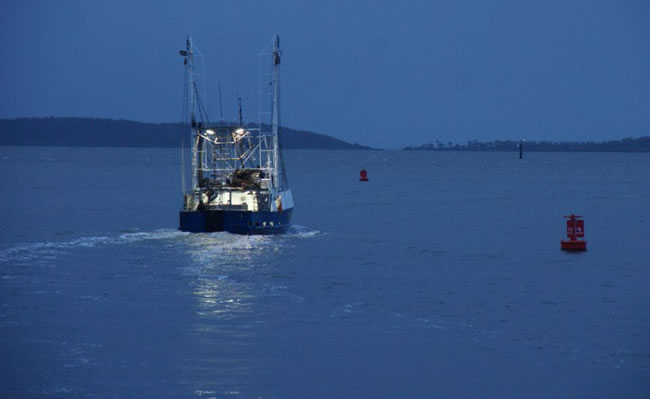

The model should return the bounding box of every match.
[518,140,524,159]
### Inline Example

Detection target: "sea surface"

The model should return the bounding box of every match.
[1,146,649,398]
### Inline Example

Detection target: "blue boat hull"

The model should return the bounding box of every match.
[179,208,293,235]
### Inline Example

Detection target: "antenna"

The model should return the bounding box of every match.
[218,81,224,121]
[238,97,243,126]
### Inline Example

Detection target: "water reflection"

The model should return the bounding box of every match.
[179,232,284,398]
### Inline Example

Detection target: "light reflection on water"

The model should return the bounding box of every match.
[181,231,279,318]
[180,226,320,318]
[177,229,308,397]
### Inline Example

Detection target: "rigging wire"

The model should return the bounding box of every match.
[193,82,210,123]
[180,57,189,195]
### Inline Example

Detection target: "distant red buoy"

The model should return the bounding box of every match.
[360,169,368,182]
[561,214,587,251]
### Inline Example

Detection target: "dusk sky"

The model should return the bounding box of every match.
[1,0,649,149]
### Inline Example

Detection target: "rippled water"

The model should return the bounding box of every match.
[1,147,649,398]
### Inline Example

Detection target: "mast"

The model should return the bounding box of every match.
[180,36,198,191]
[271,34,281,188]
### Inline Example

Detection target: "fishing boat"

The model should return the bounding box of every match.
[178,35,294,234]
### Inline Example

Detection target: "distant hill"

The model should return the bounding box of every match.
[0,117,372,150]
[404,138,650,152]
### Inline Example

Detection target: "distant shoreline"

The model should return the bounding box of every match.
[1,117,648,152]
[0,117,373,151]
[404,138,650,153]
[3,144,649,154]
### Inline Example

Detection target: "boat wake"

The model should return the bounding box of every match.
[0,225,321,265]
[286,224,323,238]
[0,229,191,261]
[117,229,190,243]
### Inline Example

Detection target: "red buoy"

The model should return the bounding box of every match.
[561,214,587,251]
[360,169,368,182]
